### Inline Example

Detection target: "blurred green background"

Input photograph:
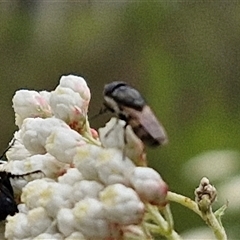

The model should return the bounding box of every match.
[1,1,240,238]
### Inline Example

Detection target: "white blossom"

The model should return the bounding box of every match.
[100,183,145,225]
[5,207,53,240]
[6,131,31,161]
[45,127,87,164]
[71,198,117,239]
[49,75,90,131]
[57,208,76,237]
[58,168,83,185]
[72,180,104,202]
[21,179,73,217]
[20,117,70,154]
[129,167,168,205]
[12,90,52,127]
[58,75,90,102]
[99,117,145,163]
[3,74,169,240]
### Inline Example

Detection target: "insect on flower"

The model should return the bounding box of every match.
[0,169,44,221]
[102,81,168,147]
[0,171,18,220]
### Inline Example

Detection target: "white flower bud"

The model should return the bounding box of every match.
[49,75,90,131]
[46,127,87,164]
[73,144,102,180]
[13,90,52,127]
[96,148,135,186]
[59,75,90,103]
[20,118,70,154]
[28,207,53,237]
[72,198,114,239]
[3,154,63,178]
[6,131,31,161]
[72,180,104,202]
[129,167,168,205]
[5,213,30,239]
[98,118,125,149]
[58,168,83,185]
[21,179,73,217]
[74,145,135,185]
[100,183,145,225]
[99,118,145,163]
[57,208,76,237]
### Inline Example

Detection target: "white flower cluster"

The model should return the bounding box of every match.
[2,75,168,240]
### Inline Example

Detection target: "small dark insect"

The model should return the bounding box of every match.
[0,169,43,221]
[103,81,168,147]
[0,171,18,220]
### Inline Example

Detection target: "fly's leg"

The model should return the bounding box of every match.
[0,138,16,160]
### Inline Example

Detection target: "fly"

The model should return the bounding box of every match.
[103,81,168,147]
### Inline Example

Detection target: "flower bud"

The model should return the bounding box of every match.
[129,167,168,205]
[21,179,73,217]
[195,177,217,213]
[12,90,52,128]
[20,118,70,154]
[49,75,90,131]
[100,183,145,225]
[46,127,87,164]
[72,198,114,239]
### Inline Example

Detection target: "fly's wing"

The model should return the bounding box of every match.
[123,105,168,146]
[140,106,168,145]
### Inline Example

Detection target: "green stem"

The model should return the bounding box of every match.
[166,191,227,240]
[145,204,183,240]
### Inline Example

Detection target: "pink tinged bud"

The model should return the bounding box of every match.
[100,183,145,225]
[129,167,168,206]
[90,128,99,139]
[12,90,52,128]
[50,87,86,124]
[50,75,91,131]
